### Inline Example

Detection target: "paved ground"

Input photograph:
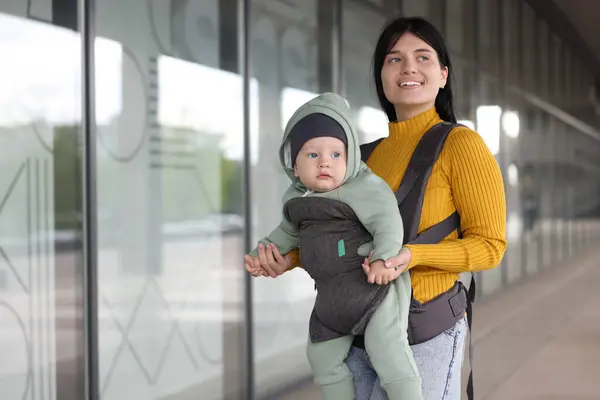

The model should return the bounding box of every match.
[277,246,600,400]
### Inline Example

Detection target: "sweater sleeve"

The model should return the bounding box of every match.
[404,127,507,272]
[287,248,301,269]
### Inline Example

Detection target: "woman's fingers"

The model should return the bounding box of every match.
[265,244,280,271]
[257,245,277,277]
[271,245,289,272]
[384,253,401,269]
[385,247,412,272]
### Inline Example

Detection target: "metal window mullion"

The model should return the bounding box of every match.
[240,0,255,398]
[80,0,100,399]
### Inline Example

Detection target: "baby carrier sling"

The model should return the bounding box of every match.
[358,122,476,400]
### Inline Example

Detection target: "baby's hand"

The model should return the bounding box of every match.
[366,259,397,285]
[244,254,266,277]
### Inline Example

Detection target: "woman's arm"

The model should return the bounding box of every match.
[404,127,507,273]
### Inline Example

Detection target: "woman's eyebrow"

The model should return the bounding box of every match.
[387,48,432,55]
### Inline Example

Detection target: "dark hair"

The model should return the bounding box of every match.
[372,17,457,123]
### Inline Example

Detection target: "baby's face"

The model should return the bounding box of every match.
[294,136,347,192]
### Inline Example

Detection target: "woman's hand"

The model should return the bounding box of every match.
[244,243,291,278]
[362,247,412,280]
[384,247,412,271]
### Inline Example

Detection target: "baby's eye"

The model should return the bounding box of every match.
[332,152,341,158]
[308,153,318,158]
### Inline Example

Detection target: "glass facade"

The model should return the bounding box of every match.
[249,1,321,396]
[0,0,599,399]
[93,1,244,399]
[0,2,86,400]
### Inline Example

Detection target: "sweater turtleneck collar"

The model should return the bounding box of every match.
[388,107,441,140]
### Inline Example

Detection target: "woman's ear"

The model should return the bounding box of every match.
[293,163,299,177]
[440,66,449,88]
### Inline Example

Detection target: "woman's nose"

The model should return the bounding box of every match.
[401,65,417,74]
[400,59,417,74]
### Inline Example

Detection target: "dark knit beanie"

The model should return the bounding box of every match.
[289,113,347,164]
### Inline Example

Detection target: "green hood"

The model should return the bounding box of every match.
[279,92,366,191]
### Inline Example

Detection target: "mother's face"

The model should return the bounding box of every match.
[381,32,448,119]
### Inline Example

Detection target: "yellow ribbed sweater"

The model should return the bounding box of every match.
[289,108,507,303]
[367,108,507,302]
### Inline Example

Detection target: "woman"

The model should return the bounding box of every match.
[246,17,506,400]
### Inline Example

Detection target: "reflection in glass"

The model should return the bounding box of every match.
[0,11,83,400]
[96,47,242,399]
[94,1,244,398]
[249,1,320,395]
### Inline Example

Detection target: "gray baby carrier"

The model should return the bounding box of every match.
[357,122,476,400]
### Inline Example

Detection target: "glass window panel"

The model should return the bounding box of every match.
[94,1,243,398]
[0,2,85,400]
[249,0,320,396]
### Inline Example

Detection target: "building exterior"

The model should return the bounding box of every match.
[0,0,599,399]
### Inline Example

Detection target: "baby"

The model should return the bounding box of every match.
[246,93,422,400]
